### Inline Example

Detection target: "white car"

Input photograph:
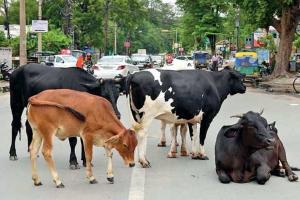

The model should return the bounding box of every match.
[93,55,139,79]
[172,56,194,68]
[53,55,77,68]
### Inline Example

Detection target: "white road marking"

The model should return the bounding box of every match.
[289,103,299,106]
[128,137,147,200]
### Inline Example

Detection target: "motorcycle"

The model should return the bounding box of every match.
[0,62,14,81]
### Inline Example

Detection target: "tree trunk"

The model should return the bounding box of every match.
[273,7,299,77]
[208,34,216,55]
[19,0,27,65]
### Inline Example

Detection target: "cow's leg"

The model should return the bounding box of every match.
[10,110,23,160]
[69,137,80,170]
[198,118,211,160]
[256,165,271,185]
[83,137,97,184]
[167,124,178,158]
[30,129,43,186]
[42,133,64,188]
[277,140,298,181]
[137,127,151,168]
[105,148,114,184]
[158,120,167,147]
[271,165,285,177]
[191,124,200,159]
[180,124,188,156]
[25,120,33,152]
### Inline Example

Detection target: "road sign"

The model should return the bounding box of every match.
[32,20,48,32]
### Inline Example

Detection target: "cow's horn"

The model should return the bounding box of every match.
[259,109,264,115]
[230,114,243,118]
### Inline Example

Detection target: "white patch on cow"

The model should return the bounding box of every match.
[145,69,162,85]
[168,87,172,93]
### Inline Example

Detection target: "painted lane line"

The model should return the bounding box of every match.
[289,103,299,106]
[128,137,147,200]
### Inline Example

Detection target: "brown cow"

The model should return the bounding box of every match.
[27,89,137,188]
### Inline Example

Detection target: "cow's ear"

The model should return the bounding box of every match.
[268,121,276,129]
[105,135,121,145]
[223,124,242,138]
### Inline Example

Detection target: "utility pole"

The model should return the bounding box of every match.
[3,0,10,39]
[103,0,111,55]
[38,0,43,55]
[235,6,240,51]
[114,22,117,55]
[20,0,27,65]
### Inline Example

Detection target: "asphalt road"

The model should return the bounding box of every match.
[1,88,300,200]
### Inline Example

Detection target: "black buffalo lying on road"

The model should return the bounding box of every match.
[124,67,246,167]
[9,64,121,169]
[215,111,298,184]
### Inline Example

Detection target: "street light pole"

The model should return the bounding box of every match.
[175,29,178,56]
[19,0,27,65]
[114,22,117,55]
[235,6,240,51]
[38,0,43,62]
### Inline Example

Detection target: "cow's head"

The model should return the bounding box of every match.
[81,78,121,118]
[224,67,246,95]
[105,129,137,167]
[224,111,275,150]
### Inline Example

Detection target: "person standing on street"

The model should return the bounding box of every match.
[211,54,218,71]
[76,52,86,69]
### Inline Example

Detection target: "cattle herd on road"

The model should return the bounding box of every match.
[7,64,299,188]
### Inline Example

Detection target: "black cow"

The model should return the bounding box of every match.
[125,68,246,167]
[9,64,121,169]
[215,111,298,184]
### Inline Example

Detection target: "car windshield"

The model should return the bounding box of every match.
[63,56,77,62]
[132,55,149,62]
[99,57,124,63]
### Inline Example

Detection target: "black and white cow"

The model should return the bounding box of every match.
[9,64,121,169]
[126,68,246,167]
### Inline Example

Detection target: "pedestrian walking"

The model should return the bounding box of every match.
[211,54,218,71]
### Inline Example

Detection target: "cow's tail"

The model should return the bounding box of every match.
[28,98,86,122]
[291,167,300,171]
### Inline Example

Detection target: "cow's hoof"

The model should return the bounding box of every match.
[69,163,80,170]
[167,152,177,158]
[9,155,18,161]
[139,159,151,168]
[56,183,65,188]
[191,154,209,160]
[180,151,189,157]
[288,174,298,182]
[89,179,98,184]
[34,182,42,186]
[157,141,167,147]
[107,177,114,184]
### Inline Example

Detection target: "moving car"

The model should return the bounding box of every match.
[131,54,153,70]
[172,55,194,68]
[193,51,211,69]
[53,55,77,68]
[93,55,139,79]
[151,55,164,68]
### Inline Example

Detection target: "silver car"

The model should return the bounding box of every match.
[93,55,139,79]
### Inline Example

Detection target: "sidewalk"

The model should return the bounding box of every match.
[258,77,297,93]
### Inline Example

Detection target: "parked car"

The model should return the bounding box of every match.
[93,55,139,79]
[131,54,153,70]
[52,55,77,68]
[151,55,164,68]
[172,55,194,68]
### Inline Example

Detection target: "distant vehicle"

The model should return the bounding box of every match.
[53,55,77,68]
[193,51,211,69]
[151,55,164,67]
[28,51,55,65]
[71,50,85,58]
[93,55,139,79]
[172,55,194,68]
[131,54,153,70]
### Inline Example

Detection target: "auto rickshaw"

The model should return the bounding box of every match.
[193,51,211,69]
[234,51,261,82]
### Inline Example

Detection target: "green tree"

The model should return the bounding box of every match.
[236,0,300,77]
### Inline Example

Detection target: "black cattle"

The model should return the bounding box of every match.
[215,111,298,184]
[9,63,121,169]
[125,68,246,167]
